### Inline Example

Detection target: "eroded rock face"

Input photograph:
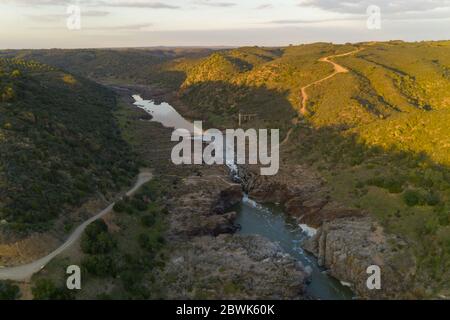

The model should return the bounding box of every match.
[163,165,308,299]
[304,217,416,299]
[238,164,418,299]
[238,164,362,227]
[212,185,243,214]
[168,167,243,239]
[164,234,306,299]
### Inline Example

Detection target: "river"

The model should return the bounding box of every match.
[133,95,354,300]
[236,196,353,300]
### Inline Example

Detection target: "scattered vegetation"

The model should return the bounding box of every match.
[0,58,138,233]
[0,280,21,300]
[4,40,450,297]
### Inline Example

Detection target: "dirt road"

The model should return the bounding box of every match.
[0,171,153,282]
[300,48,362,114]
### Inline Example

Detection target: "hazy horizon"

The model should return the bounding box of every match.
[3,38,450,51]
[1,0,450,49]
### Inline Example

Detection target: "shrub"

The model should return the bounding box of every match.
[113,200,127,213]
[425,191,440,206]
[137,233,164,253]
[384,179,404,193]
[31,279,73,300]
[0,281,20,300]
[82,255,116,277]
[403,189,423,207]
[141,215,156,227]
[81,220,116,254]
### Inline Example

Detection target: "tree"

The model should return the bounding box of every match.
[81,220,116,254]
[0,280,21,300]
[82,255,116,277]
[403,189,423,207]
[31,279,73,300]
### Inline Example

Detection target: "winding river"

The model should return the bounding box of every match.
[133,95,354,300]
[236,196,353,300]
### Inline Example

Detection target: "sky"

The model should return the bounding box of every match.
[0,0,449,48]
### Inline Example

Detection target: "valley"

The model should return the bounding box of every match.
[1,40,450,299]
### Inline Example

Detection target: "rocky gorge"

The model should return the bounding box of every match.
[237,164,418,299]
[111,85,418,300]
[111,89,311,300]
[158,164,308,299]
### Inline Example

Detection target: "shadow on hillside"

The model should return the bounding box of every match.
[178,77,450,291]
[179,80,297,136]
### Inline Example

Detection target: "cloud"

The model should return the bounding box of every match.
[27,10,110,22]
[96,1,179,9]
[7,0,180,9]
[6,0,64,5]
[85,22,153,30]
[193,0,236,8]
[299,0,450,14]
[255,4,273,10]
[267,16,363,25]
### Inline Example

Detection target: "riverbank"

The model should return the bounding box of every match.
[112,84,421,299]
[111,86,358,299]
[237,164,417,299]
[115,90,310,299]
[17,87,310,299]
[55,83,417,300]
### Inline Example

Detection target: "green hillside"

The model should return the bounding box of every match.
[0,58,138,234]
[3,41,450,295]
[173,41,450,294]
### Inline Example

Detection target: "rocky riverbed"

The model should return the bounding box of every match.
[237,164,417,299]
[160,165,308,299]
[114,84,417,299]
[111,87,310,300]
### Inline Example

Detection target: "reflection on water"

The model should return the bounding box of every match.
[132,95,239,174]
[132,94,353,300]
[133,95,198,133]
[235,196,354,300]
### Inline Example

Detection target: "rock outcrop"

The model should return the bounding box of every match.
[164,234,306,299]
[303,216,417,299]
[168,168,243,239]
[238,164,362,227]
[162,165,309,299]
[238,163,417,299]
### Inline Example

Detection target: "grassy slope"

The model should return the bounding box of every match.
[5,41,450,296]
[173,41,450,295]
[292,41,450,295]
[0,58,138,234]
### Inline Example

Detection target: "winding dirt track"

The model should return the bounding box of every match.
[0,171,153,281]
[280,47,362,147]
[300,48,362,115]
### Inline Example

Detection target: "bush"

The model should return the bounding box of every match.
[384,179,404,194]
[137,233,164,253]
[0,281,20,300]
[367,176,404,193]
[81,220,116,254]
[31,279,73,300]
[113,199,127,213]
[437,209,450,226]
[141,215,156,227]
[82,255,116,277]
[425,192,440,206]
[403,189,423,207]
